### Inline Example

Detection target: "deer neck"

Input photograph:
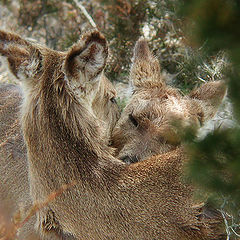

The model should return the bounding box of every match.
[21,66,123,201]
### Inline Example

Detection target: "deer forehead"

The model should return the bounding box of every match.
[134,96,185,115]
[165,96,191,116]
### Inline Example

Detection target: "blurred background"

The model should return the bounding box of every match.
[0,0,230,89]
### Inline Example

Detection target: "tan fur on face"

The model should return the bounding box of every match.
[112,38,227,163]
[0,30,225,239]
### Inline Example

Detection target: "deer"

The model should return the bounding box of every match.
[0,77,119,239]
[110,38,227,238]
[112,38,227,164]
[0,29,226,239]
[0,35,120,239]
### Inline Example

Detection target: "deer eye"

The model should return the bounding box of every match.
[110,97,117,104]
[197,111,204,126]
[129,114,138,127]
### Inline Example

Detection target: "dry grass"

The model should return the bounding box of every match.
[0,181,76,240]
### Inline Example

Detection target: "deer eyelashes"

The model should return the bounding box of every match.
[110,96,117,104]
[129,113,139,127]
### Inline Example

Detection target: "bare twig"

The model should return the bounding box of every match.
[0,181,76,240]
[17,181,77,230]
[73,0,97,28]
[220,196,240,240]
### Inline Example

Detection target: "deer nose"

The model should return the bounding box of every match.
[120,155,138,164]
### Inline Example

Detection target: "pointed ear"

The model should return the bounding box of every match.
[189,81,227,121]
[0,30,42,81]
[64,31,108,82]
[130,38,163,89]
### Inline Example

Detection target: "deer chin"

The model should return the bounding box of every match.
[117,141,178,164]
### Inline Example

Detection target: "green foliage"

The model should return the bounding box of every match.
[59,32,80,50]
[0,0,10,4]
[188,130,240,198]
[98,0,229,93]
[19,0,58,28]
[98,0,149,82]
[0,0,88,50]
[181,0,240,237]
[1,0,229,90]
[179,0,240,54]
[116,96,128,112]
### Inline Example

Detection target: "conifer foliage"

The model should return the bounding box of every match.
[181,0,240,238]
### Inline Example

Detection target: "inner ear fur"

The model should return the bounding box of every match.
[0,30,42,80]
[189,81,227,105]
[130,38,163,89]
[64,31,108,80]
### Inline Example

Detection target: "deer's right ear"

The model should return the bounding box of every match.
[130,38,163,89]
[189,81,227,121]
[0,30,42,81]
[64,31,108,82]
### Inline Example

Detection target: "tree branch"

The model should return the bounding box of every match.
[73,0,97,28]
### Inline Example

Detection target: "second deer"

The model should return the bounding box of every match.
[112,38,227,163]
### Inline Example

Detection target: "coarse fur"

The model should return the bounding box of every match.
[0,78,119,239]
[112,38,227,163]
[111,38,227,239]
[0,35,120,239]
[0,30,225,239]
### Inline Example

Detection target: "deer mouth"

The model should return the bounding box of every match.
[119,155,139,164]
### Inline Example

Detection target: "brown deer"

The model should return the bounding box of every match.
[0,40,120,239]
[0,76,119,239]
[112,38,227,164]
[0,30,225,239]
[111,38,227,238]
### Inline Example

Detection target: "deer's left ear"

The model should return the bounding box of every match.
[189,81,227,121]
[0,30,42,82]
[64,31,108,82]
[130,38,163,89]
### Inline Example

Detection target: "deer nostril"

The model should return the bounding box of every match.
[120,155,139,164]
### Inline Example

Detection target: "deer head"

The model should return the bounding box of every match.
[112,38,227,163]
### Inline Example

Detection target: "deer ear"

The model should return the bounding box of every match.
[130,38,163,89]
[0,30,42,81]
[189,81,227,121]
[64,31,108,82]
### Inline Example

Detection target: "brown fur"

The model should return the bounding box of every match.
[0,30,225,239]
[111,38,227,239]
[112,38,227,163]
[0,77,119,239]
[0,33,119,239]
